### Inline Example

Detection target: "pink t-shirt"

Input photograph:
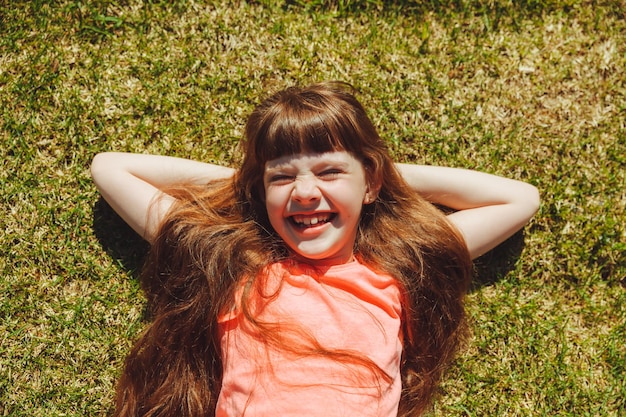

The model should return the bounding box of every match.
[216,259,403,417]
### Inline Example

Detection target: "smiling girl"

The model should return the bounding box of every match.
[91,81,539,417]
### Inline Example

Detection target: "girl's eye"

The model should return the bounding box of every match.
[269,175,294,184]
[318,169,342,179]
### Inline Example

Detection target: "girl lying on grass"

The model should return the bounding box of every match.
[91,81,539,417]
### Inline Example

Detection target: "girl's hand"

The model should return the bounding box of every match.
[396,164,540,259]
[91,152,235,243]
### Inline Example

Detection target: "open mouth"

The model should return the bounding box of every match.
[289,213,336,229]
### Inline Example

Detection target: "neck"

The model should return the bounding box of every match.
[291,252,357,267]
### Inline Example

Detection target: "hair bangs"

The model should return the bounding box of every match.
[253,97,362,165]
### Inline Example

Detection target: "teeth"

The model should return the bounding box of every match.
[293,214,330,226]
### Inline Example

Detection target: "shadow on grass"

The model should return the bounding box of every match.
[92,197,149,279]
[470,230,526,291]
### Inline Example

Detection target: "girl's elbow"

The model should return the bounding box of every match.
[511,183,540,226]
[91,151,111,168]
[90,153,107,180]
[517,184,541,226]
[527,184,541,216]
[90,152,121,181]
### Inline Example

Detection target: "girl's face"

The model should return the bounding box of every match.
[263,151,375,266]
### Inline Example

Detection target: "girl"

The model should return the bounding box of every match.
[91,81,539,417]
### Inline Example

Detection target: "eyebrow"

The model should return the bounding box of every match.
[265,159,350,172]
[264,164,292,174]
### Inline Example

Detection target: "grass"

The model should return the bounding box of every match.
[1,0,624,415]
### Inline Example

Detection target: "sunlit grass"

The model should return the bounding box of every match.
[1,1,624,415]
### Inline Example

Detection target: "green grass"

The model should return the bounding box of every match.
[1,0,624,415]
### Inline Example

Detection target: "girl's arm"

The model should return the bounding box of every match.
[91,152,235,243]
[396,164,540,259]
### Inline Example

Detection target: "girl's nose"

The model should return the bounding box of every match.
[292,177,321,203]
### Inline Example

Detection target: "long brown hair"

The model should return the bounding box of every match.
[113,81,472,417]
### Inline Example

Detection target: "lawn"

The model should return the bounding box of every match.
[1,0,624,415]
